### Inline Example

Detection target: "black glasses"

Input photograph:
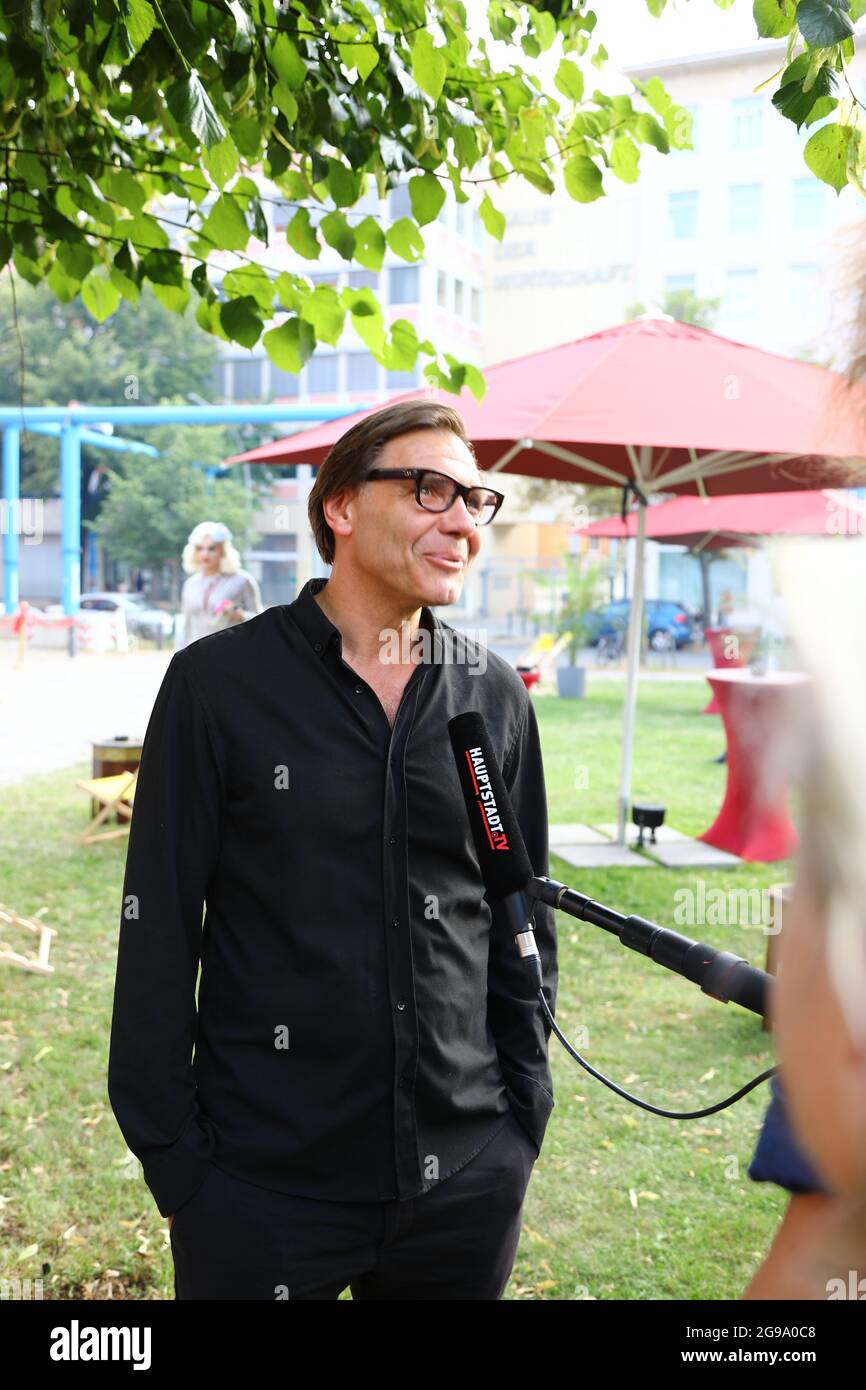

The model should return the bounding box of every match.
[364,468,505,526]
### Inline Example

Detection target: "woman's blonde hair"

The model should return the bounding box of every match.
[181,521,243,576]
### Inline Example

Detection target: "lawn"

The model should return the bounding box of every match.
[0,677,791,1299]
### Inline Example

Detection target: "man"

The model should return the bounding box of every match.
[107,399,558,1300]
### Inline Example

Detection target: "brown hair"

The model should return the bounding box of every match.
[307,398,477,565]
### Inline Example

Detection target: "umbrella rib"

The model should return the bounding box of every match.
[530,440,631,487]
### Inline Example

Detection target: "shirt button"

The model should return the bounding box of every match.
[354,685,363,694]
[388,835,397,845]
[391,917,400,928]
[314,642,322,653]
[396,1000,406,1011]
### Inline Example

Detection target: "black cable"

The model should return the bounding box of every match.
[537,988,776,1119]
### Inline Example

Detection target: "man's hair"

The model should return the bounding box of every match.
[307,398,478,565]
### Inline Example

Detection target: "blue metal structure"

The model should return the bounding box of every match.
[0,404,359,615]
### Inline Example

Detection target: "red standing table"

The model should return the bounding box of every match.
[702,627,757,714]
[698,669,809,862]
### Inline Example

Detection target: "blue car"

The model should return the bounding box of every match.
[584,600,696,651]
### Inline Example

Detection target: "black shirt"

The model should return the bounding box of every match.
[107,577,558,1218]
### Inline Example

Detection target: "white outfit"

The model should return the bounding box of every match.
[178,568,263,649]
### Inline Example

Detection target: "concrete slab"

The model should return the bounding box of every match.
[597,822,690,845]
[638,839,742,868]
[551,842,652,869]
[549,823,610,846]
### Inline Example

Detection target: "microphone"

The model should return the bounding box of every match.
[448,711,543,987]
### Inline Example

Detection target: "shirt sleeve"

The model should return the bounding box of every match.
[747,1073,830,1195]
[237,572,263,619]
[485,695,558,1158]
[106,651,224,1217]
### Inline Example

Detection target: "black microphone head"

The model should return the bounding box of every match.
[448,711,534,899]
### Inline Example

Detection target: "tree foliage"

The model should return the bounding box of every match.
[0,0,697,398]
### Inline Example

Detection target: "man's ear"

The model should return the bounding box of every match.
[322,487,358,541]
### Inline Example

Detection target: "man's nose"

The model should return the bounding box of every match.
[444,495,480,537]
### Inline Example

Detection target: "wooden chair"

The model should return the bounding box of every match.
[74,769,137,844]
[0,903,57,975]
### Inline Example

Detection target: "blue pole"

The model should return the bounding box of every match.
[2,426,20,613]
[60,425,82,616]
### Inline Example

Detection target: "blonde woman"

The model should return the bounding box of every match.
[746,536,866,1299]
[177,521,263,649]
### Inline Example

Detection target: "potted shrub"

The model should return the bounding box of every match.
[534,556,607,699]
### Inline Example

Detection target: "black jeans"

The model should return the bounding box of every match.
[169,1110,537,1300]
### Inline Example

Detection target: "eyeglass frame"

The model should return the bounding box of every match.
[363,467,505,526]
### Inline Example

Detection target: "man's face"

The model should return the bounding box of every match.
[336,428,488,607]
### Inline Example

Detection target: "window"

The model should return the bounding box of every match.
[792,177,825,230]
[729,183,761,235]
[665,273,696,293]
[389,182,412,220]
[471,286,481,325]
[668,190,698,239]
[309,271,339,289]
[454,277,465,316]
[789,262,819,289]
[732,97,762,148]
[387,367,418,389]
[472,209,483,247]
[436,269,448,308]
[211,360,227,398]
[231,357,263,399]
[270,365,300,398]
[724,268,759,317]
[271,198,293,233]
[348,269,379,291]
[346,352,379,391]
[388,265,420,303]
[307,355,338,393]
[456,203,469,240]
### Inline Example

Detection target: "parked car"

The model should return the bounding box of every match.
[79,592,174,644]
[584,599,696,651]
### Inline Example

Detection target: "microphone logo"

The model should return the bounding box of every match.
[465,745,511,852]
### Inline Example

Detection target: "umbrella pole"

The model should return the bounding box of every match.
[615,499,646,845]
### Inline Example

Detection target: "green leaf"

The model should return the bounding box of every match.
[285,208,321,260]
[101,170,146,215]
[81,271,121,322]
[753,0,796,36]
[610,135,640,183]
[409,172,446,226]
[411,32,447,103]
[263,317,315,373]
[122,0,157,54]
[386,217,425,262]
[47,260,81,302]
[563,155,603,202]
[639,76,672,116]
[804,120,852,190]
[342,287,386,354]
[57,240,94,281]
[319,210,356,260]
[300,285,346,345]
[478,191,505,241]
[385,318,419,371]
[353,215,386,271]
[220,295,263,347]
[327,160,358,208]
[354,43,379,81]
[202,135,239,190]
[554,59,584,102]
[463,363,486,401]
[151,281,190,314]
[222,264,275,313]
[273,82,298,126]
[796,0,855,47]
[165,74,226,149]
[270,33,307,89]
[635,112,670,152]
[201,193,250,251]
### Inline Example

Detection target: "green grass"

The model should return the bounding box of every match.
[0,679,790,1299]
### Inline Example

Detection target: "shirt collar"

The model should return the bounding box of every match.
[287,576,441,658]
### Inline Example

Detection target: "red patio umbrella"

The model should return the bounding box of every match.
[228,319,866,844]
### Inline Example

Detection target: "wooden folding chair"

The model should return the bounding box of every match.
[74,769,137,844]
[0,903,57,975]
